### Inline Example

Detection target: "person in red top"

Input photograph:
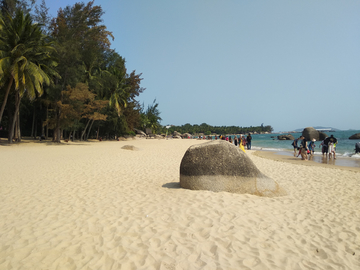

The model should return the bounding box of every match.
[241,136,247,147]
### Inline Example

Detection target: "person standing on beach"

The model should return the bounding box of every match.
[299,136,308,160]
[326,135,338,159]
[246,133,252,150]
[319,140,328,156]
[308,139,316,155]
[241,136,247,148]
[292,137,300,156]
[234,136,238,146]
[239,136,246,152]
[355,142,360,154]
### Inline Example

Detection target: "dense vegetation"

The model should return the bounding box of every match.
[162,123,273,136]
[0,0,160,143]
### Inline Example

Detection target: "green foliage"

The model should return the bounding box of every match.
[161,123,273,135]
[0,1,154,141]
[0,8,59,140]
[139,99,162,134]
[0,0,35,16]
[33,0,50,34]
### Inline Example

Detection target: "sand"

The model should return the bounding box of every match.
[0,138,359,269]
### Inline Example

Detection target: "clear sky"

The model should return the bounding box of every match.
[45,0,360,132]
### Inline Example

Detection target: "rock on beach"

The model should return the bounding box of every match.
[179,141,286,197]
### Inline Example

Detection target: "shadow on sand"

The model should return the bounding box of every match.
[162,182,181,189]
[0,138,96,147]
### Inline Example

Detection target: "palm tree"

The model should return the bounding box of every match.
[108,66,129,117]
[0,9,59,142]
[140,99,162,134]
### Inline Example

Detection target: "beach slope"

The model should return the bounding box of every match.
[0,139,359,269]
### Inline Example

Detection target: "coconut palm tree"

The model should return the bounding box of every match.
[140,99,162,134]
[108,66,129,117]
[0,9,59,142]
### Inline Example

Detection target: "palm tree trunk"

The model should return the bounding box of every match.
[0,78,13,125]
[34,120,37,139]
[53,106,61,143]
[81,119,91,141]
[46,104,49,139]
[8,91,21,144]
[14,116,18,142]
[86,119,95,140]
[41,123,45,139]
[16,112,21,142]
[31,106,36,138]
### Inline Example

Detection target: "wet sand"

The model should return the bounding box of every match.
[257,150,360,171]
[254,150,360,173]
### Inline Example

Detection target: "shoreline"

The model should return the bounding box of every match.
[2,136,360,170]
[254,149,360,172]
[2,136,360,171]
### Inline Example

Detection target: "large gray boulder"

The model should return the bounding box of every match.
[180,141,286,197]
[349,133,360,140]
[277,134,294,140]
[319,131,328,140]
[302,127,327,141]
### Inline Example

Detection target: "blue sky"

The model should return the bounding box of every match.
[44,0,360,132]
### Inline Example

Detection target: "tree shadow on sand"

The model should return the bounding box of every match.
[0,140,94,146]
[44,142,90,146]
[162,182,181,189]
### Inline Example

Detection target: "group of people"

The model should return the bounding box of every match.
[216,134,252,150]
[319,135,338,158]
[292,134,338,160]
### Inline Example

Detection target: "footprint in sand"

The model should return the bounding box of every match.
[243,257,260,268]
[149,238,161,249]
[315,248,328,259]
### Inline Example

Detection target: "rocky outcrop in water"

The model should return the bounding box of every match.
[349,133,360,140]
[302,127,327,141]
[277,134,294,140]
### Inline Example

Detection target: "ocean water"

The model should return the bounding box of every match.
[249,130,360,159]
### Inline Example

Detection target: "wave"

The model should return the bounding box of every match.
[251,146,287,152]
[341,152,360,158]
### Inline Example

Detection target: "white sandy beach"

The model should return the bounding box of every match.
[0,138,359,269]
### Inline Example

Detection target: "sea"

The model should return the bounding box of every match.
[244,130,360,168]
[250,130,360,158]
[202,130,360,168]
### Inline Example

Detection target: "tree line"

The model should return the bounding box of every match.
[0,0,161,143]
[163,123,273,136]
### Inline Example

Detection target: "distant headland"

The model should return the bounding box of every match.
[280,127,340,133]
